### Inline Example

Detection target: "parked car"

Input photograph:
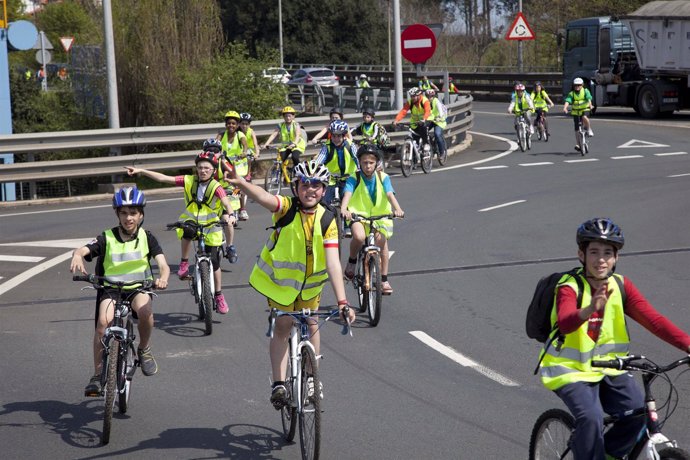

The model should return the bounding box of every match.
[262,67,291,84]
[288,67,340,87]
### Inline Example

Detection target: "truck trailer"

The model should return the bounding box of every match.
[563,0,690,118]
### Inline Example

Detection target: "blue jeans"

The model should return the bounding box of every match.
[554,374,645,460]
[433,125,446,155]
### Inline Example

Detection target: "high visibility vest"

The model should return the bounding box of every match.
[568,89,590,116]
[531,90,550,111]
[429,98,447,129]
[323,140,358,181]
[244,126,256,150]
[249,198,330,304]
[512,94,532,115]
[177,175,224,246]
[408,95,430,128]
[539,272,629,391]
[279,122,306,152]
[348,171,394,239]
[221,130,248,176]
[419,80,433,90]
[102,228,152,288]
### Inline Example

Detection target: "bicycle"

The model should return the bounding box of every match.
[535,109,549,142]
[264,145,295,195]
[427,122,448,166]
[166,220,227,335]
[349,213,397,327]
[266,306,352,460]
[74,274,155,445]
[515,113,533,152]
[573,113,590,156]
[397,123,432,177]
[327,173,351,248]
[529,354,690,460]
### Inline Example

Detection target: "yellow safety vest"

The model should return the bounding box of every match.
[539,272,629,391]
[419,80,433,90]
[408,95,430,128]
[568,88,590,116]
[102,228,152,288]
[249,198,329,304]
[429,98,447,129]
[323,140,358,182]
[512,94,532,115]
[531,90,550,111]
[279,122,306,152]
[244,126,256,150]
[177,175,224,247]
[221,130,249,177]
[348,171,394,239]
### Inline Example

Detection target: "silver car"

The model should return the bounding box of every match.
[288,67,340,87]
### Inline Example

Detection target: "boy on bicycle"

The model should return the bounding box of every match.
[310,107,352,144]
[538,218,690,459]
[262,106,306,170]
[340,144,404,295]
[530,81,554,136]
[351,108,389,152]
[563,77,594,151]
[124,152,235,314]
[314,120,359,208]
[393,87,432,150]
[70,187,170,396]
[425,89,448,160]
[216,110,251,224]
[508,82,535,135]
[222,159,355,409]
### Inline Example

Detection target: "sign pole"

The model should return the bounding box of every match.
[393,0,402,110]
[518,0,523,72]
[39,31,48,91]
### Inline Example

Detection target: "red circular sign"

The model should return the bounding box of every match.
[401,24,437,64]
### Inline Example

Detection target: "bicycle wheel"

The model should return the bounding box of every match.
[194,276,205,320]
[518,127,526,152]
[583,138,589,155]
[577,130,585,156]
[421,145,432,174]
[355,256,367,313]
[658,447,690,459]
[400,141,413,177]
[526,131,532,150]
[299,346,321,460]
[436,140,447,166]
[281,344,297,442]
[265,163,282,195]
[528,408,574,460]
[118,321,135,414]
[102,340,119,445]
[198,260,213,335]
[366,252,383,327]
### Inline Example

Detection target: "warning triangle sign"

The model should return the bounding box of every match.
[506,12,535,40]
[60,37,74,52]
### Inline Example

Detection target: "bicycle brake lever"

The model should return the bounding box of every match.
[340,306,352,336]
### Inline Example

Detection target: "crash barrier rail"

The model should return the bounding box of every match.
[0,97,473,192]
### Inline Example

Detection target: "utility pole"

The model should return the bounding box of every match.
[279,0,284,67]
[393,0,403,110]
[518,0,523,72]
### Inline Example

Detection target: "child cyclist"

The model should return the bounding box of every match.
[563,77,594,151]
[262,106,306,170]
[216,110,251,223]
[508,82,535,135]
[351,108,389,152]
[239,111,260,172]
[124,152,236,314]
[341,144,404,295]
[314,119,359,208]
[310,107,352,144]
[70,187,170,396]
[530,81,555,137]
[223,159,355,408]
[538,218,690,460]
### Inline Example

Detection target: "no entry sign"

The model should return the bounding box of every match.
[401,23,437,64]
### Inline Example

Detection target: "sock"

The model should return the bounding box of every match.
[180,258,188,262]
[215,291,222,297]
[348,257,357,264]
[272,380,285,388]
[382,275,388,282]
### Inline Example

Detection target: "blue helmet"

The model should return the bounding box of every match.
[328,120,349,135]
[113,186,146,209]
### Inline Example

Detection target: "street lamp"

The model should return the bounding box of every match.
[279,0,284,67]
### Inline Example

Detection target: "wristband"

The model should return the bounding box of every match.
[337,299,348,306]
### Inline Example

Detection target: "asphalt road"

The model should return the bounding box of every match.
[2,102,690,459]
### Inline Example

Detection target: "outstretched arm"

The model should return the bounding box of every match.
[226,168,278,211]
[124,166,176,185]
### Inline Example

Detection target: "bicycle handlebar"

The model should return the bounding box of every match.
[73,274,154,290]
[166,220,227,231]
[592,355,690,373]
[350,213,401,223]
[266,306,353,338]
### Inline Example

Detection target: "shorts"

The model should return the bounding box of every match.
[204,246,222,271]
[94,288,150,327]
[268,293,321,312]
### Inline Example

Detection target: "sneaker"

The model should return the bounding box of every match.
[226,245,238,263]
[382,280,393,295]
[215,293,229,314]
[574,145,581,152]
[307,376,323,400]
[239,209,249,221]
[84,375,101,397]
[344,262,355,280]
[587,128,594,137]
[137,346,158,376]
[270,384,288,410]
[177,260,189,279]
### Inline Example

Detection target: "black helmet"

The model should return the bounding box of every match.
[329,107,343,118]
[356,143,382,162]
[362,107,375,117]
[576,218,624,250]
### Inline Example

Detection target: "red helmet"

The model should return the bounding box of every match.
[195,151,218,167]
[515,83,525,91]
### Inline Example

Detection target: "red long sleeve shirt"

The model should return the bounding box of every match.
[556,277,690,352]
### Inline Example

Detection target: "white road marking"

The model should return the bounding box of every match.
[0,197,180,218]
[473,165,508,170]
[0,255,45,263]
[654,152,687,157]
[564,158,599,163]
[519,162,553,167]
[0,250,73,296]
[618,139,669,148]
[0,238,93,249]
[668,173,690,178]
[389,250,395,258]
[409,331,520,387]
[478,200,525,212]
[611,155,644,160]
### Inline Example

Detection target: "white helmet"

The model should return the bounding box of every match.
[573,77,584,85]
[292,160,330,185]
[360,74,367,80]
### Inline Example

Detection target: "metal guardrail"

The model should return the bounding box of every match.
[0,97,473,185]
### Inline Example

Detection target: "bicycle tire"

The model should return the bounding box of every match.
[421,146,432,174]
[583,139,589,155]
[528,408,574,460]
[102,340,119,445]
[265,163,282,195]
[194,275,204,320]
[658,447,690,459]
[118,321,135,414]
[299,346,321,460]
[527,131,532,150]
[356,254,367,313]
[281,343,297,442]
[199,260,213,335]
[400,141,413,177]
[366,252,383,327]
[518,127,526,152]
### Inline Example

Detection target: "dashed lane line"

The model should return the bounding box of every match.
[0,255,45,263]
[564,158,599,163]
[611,155,644,160]
[519,162,553,167]
[409,331,520,387]
[478,200,526,212]
[654,152,688,157]
[473,165,508,170]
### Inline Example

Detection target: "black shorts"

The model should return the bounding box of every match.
[94,288,150,327]
[205,246,222,271]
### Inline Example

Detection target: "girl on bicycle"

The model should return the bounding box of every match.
[70,187,170,396]
[530,81,554,136]
[239,112,260,177]
[262,106,306,168]
[222,159,355,409]
[217,110,251,222]
[124,152,236,314]
[538,218,690,460]
[340,144,404,295]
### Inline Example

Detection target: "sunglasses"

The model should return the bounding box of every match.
[296,176,325,186]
